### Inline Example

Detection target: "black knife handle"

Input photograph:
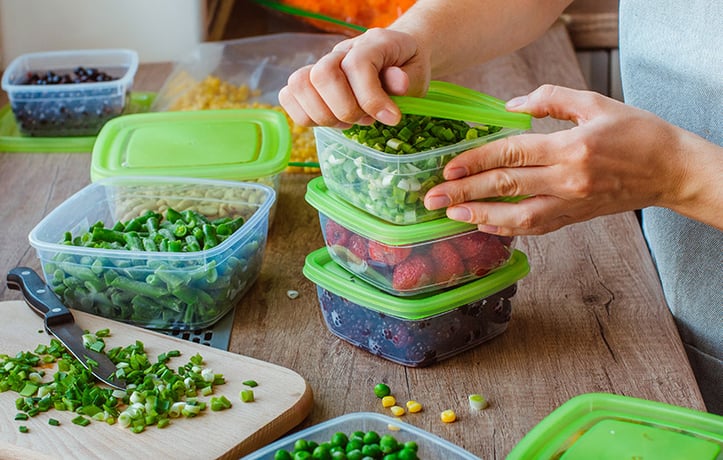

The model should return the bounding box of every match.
[7,267,74,326]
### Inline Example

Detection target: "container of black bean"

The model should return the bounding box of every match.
[1,48,138,136]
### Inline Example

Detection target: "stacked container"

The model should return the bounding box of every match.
[303,94,532,366]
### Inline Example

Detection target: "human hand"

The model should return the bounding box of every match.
[423,84,695,235]
[278,28,431,128]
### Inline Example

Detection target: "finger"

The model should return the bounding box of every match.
[506,84,608,124]
[278,86,316,127]
[446,196,579,236]
[425,164,564,210]
[440,133,560,181]
[308,51,374,125]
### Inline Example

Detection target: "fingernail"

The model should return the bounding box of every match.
[357,115,375,125]
[478,224,499,234]
[445,167,467,180]
[447,206,471,222]
[375,109,399,126]
[425,195,450,210]
[506,95,527,109]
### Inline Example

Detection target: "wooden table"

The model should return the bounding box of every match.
[0,22,706,459]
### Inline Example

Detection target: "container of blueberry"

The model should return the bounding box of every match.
[314,115,523,225]
[303,246,530,367]
[1,48,138,137]
[306,176,516,296]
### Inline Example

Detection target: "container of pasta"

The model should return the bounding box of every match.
[90,108,290,223]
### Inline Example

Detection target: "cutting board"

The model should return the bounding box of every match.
[0,300,313,460]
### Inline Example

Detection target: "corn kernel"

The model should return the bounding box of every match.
[381,395,396,408]
[440,409,457,423]
[387,423,401,431]
[390,405,405,417]
[406,400,423,413]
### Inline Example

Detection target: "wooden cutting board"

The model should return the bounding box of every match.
[0,300,313,460]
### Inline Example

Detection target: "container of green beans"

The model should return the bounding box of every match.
[28,176,275,331]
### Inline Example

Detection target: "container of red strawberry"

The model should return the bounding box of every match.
[306,176,516,296]
[302,246,530,367]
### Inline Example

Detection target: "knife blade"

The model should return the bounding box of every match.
[6,266,126,390]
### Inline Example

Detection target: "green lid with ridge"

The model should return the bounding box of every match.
[303,246,529,320]
[91,108,291,182]
[305,175,478,245]
[507,393,723,460]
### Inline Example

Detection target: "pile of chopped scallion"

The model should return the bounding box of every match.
[0,330,240,434]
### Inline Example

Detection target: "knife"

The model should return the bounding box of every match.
[7,267,126,390]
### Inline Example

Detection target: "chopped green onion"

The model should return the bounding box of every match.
[18,426,28,433]
[240,389,255,403]
[48,418,60,426]
[242,380,258,388]
[72,415,91,427]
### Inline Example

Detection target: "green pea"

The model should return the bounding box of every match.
[373,383,391,398]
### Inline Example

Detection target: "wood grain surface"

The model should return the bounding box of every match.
[0,301,313,460]
[0,22,705,459]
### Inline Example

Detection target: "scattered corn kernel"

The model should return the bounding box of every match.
[382,395,396,408]
[387,423,401,431]
[406,400,423,413]
[440,409,457,423]
[468,394,489,410]
[390,405,405,417]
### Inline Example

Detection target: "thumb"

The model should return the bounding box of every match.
[506,84,601,124]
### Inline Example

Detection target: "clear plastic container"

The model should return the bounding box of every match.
[152,33,343,111]
[28,176,276,331]
[507,393,723,460]
[314,125,522,224]
[91,108,292,224]
[303,247,529,367]
[306,176,515,296]
[242,412,480,459]
[1,49,138,136]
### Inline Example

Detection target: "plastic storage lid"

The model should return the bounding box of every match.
[303,246,529,320]
[305,176,477,244]
[90,108,291,182]
[507,393,723,460]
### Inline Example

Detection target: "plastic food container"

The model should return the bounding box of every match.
[242,412,479,459]
[306,176,515,296]
[90,108,291,223]
[1,49,138,137]
[28,176,276,331]
[507,393,723,460]
[314,124,522,224]
[303,247,529,367]
[152,33,342,111]
[150,32,343,172]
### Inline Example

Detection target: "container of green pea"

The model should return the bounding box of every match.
[28,175,276,331]
[242,412,479,459]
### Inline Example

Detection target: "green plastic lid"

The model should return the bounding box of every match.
[303,247,529,320]
[507,393,723,460]
[90,108,291,182]
[305,175,477,245]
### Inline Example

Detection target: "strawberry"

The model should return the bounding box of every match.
[392,254,434,291]
[430,241,466,284]
[464,236,511,276]
[453,231,492,260]
[324,219,350,247]
[346,234,368,261]
[368,241,412,266]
